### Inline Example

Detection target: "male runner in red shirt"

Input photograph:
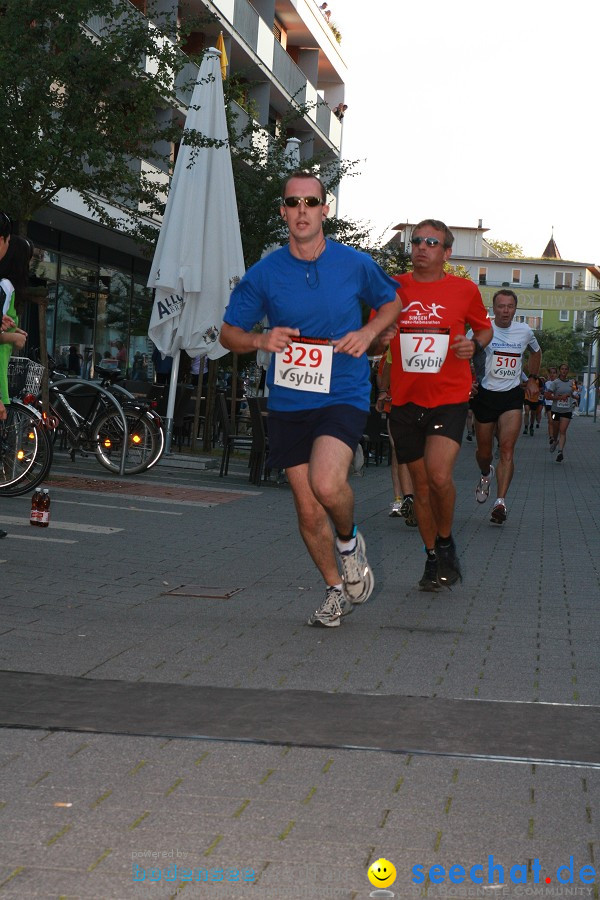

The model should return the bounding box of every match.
[387,219,492,590]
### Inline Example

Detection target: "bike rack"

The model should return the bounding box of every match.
[52,379,130,476]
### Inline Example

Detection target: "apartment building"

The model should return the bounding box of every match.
[26,0,346,378]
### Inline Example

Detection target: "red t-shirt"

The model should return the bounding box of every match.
[389,273,490,408]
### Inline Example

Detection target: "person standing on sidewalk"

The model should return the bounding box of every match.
[220,171,402,627]
[546,363,578,463]
[386,219,492,591]
[470,289,541,525]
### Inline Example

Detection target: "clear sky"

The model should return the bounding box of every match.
[332,0,599,264]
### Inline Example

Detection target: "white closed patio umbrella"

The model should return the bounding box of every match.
[148,47,245,452]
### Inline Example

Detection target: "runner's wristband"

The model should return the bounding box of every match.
[471,338,484,355]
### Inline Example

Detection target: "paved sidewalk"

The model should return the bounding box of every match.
[0,415,599,898]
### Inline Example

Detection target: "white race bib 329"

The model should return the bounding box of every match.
[274,337,333,393]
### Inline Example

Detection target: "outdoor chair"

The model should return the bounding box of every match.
[247,396,270,485]
[216,392,253,477]
[123,380,154,398]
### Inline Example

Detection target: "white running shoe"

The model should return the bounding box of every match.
[338,531,374,605]
[307,586,352,627]
[389,500,403,517]
[475,465,495,503]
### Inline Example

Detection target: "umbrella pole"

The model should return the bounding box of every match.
[190,376,203,452]
[203,360,218,453]
[164,350,181,455]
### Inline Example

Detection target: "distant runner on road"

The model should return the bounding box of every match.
[546,363,579,463]
[470,290,541,525]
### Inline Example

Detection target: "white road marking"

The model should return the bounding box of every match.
[4,535,78,544]
[52,499,182,515]
[0,516,122,534]
[48,490,215,509]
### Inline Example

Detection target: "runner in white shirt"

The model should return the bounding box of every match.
[469,290,541,524]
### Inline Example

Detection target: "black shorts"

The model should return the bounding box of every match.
[524,399,540,410]
[471,385,524,424]
[388,402,468,464]
[551,410,573,421]
[267,404,367,469]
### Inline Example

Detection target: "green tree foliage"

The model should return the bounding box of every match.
[444,262,471,279]
[0,0,217,239]
[224,75,363,267]
[585,293,600,346]
[487,239,524,258]
[533,326,589,374]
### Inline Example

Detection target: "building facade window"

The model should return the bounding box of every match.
[478,267,487,285]
[515,313,542,330]
[511,269,521,284]
[555,272,573,290]
[559,309,570,322]
[30,234,154,381]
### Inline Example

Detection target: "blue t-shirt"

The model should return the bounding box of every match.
[223,240,398,412]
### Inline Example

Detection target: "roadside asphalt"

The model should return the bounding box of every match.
[0,412,599,899]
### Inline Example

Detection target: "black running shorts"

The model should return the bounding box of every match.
[388,402,468,464]
[470,385,524,424]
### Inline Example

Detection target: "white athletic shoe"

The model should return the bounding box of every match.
[475,465,495,504]
[338,531,374,605]
[307,586,352,627]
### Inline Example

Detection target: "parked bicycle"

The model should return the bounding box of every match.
[43,361,165,475]
[0,358,54,496]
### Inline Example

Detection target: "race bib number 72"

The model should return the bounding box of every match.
[399,328,450,373]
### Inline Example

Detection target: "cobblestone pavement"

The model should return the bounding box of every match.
[0,416,599,898]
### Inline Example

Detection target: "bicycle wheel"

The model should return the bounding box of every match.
[0,417,53,496]
[93,407,163,475]
[0,402,41,488]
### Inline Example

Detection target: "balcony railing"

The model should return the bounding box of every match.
[478,278,584,291]
[272,40,307,104]
[233,0,260,48]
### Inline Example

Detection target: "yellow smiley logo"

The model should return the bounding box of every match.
[368,858,397,888]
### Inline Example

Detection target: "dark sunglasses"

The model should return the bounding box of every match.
[283,196,323,208]
[411,236,444,247]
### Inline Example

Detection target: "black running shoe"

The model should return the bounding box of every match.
[418,557,440,592]
[401,496,418,527]
[435,536,462,586]
[556,452,564,462]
